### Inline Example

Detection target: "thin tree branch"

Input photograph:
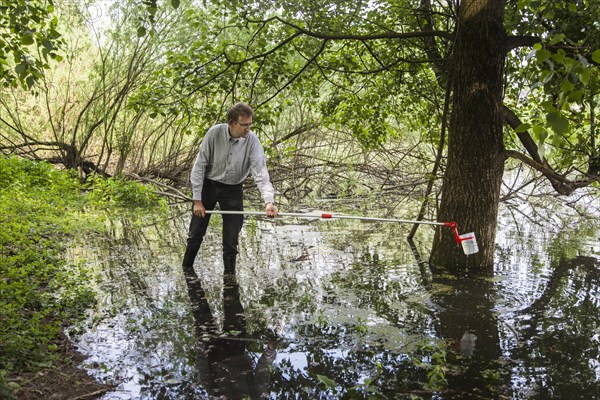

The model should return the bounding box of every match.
[506,150,599,195]
[503,35,541,52]
[263,15,453,41]
[271,123,316,147]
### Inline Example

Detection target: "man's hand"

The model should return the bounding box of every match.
[193,200,206,217]
[265,202,278,217]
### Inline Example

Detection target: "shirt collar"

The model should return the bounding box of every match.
[225,124,246,143]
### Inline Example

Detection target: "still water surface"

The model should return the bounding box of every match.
[72,201,600,399]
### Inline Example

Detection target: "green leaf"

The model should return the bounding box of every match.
[560,79,574,93]
[515,123,531,133]
[551,134,564,147]
[25,75,36,88]
[15,63,27,76]
[576,68,590,85]
[532,125,546,136]
[563,56,576,66]
[317,374,337,388]
[21,35,35,45]
[540,100,556,113]
[551,51,565,63]
[42,39,53,51]
[35,360,54,368]
[171,0,181,8]
[536,49,551,63]
[567,90,583,102]
[538,141,545,160]
[548,33,566,46]
[592,49,600,64]
[536,129,548,160]
[547,111,569,135]
[137,26,147,37]
[540,69,554,83]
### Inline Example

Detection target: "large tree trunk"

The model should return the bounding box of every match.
[430,0,507,270]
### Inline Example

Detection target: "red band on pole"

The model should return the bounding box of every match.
[321,213,333,219]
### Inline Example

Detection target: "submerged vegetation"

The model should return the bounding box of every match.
[0,156,165,396]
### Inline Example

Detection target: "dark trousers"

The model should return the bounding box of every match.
[183,179,244,272]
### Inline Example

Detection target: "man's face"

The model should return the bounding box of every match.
[229,115,253,138]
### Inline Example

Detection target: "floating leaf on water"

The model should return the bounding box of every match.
[429,283,454,295]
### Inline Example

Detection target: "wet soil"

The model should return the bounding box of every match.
[8,338,113,400]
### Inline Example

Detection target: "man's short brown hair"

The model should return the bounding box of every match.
[227,102,254,123]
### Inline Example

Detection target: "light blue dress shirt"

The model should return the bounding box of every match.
[190,123,275,204]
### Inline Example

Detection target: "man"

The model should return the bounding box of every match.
[182,102,278,274]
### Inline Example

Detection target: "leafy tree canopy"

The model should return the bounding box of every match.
[0,0,63,89]
[133,0,598,188]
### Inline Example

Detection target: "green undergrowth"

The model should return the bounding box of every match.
[0,156,166,394]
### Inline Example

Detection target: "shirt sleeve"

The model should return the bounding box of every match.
[190,128,214,201]
[248,136,275,204]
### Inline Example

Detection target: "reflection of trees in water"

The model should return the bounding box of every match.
[92,211,188,307]
[407,240,508,397]
[244,233,599,398]
[85,210,600,398]
[329,250,433,331]
[429,269,507,398]
[269,347,425,398]
[510,256,600,398]
[183,266,278,399]
[254,247,503,398]
[406,241,600,398]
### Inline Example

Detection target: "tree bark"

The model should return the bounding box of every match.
[430,0,507,270]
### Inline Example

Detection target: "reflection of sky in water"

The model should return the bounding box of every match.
[72,202,600,399]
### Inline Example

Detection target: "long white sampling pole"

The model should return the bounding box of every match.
[205,210,479,255]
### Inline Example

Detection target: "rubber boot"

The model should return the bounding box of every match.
[223,255,236,275]
[182,242,201,270]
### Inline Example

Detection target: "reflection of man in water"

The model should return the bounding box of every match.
[184,268,277,399]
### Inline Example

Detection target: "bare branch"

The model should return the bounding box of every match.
[502,105,544,164]
[224,32,303,65]
[248,15,453,41]
[125,172,193,202]
[271,123,317,147]
[506,150,599,195]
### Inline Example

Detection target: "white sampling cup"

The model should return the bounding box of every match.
[459,232,479,255]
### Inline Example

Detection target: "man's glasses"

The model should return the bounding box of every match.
[236,121,253,128]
